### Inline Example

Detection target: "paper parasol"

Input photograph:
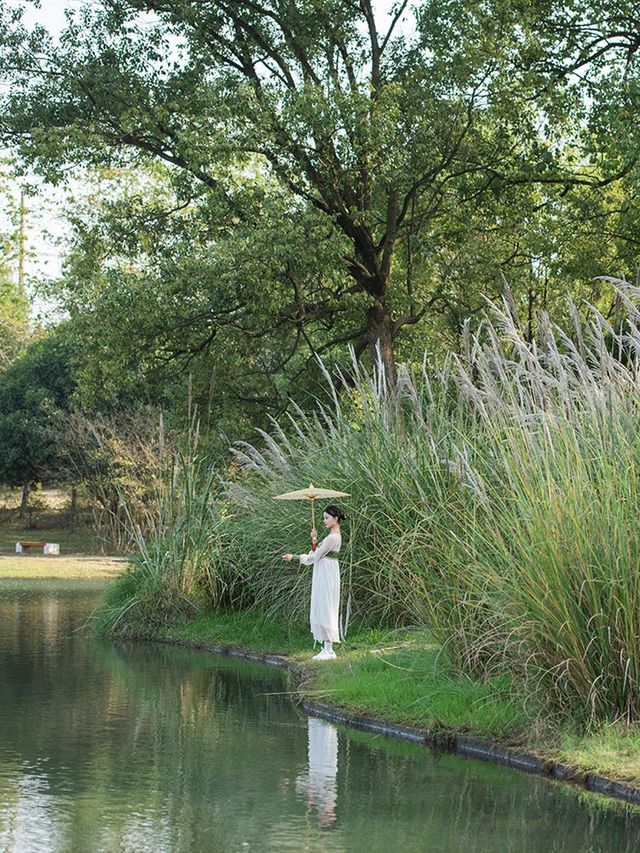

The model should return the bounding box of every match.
[274,483,349,534]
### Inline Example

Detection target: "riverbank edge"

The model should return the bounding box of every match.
[138,634,640,809]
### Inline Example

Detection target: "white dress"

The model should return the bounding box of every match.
[299,532,341,643]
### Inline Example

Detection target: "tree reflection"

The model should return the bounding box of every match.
[0,583,639,853]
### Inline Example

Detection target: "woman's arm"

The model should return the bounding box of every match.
[299,534,338,565]
[282,527,319,562]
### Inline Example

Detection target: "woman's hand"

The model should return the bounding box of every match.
[282,553,294,562]
[310,527,318,544]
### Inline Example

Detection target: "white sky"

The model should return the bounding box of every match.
[15,0,70,32]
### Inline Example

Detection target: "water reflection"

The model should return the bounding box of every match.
[0,581,639,852]
[296,717,339,830]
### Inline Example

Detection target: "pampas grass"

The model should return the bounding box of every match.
[225,281,640,720]
[101,277,640,721]
[92,419,235,636]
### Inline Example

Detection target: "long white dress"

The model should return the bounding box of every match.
[299,532,341,643]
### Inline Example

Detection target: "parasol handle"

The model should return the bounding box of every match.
[311,499,317,550]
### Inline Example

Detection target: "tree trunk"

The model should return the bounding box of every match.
[341,214,399,391]
[366,300,397,389]
[69,484,78,532]
[20,481,30,520]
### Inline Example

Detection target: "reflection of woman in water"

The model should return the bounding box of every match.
[283,505,344,661]
[295,716,338,830]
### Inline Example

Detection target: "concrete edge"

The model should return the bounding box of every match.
[299,700,640,807]
[143,635,640,809]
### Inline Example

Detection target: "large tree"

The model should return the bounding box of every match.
[0,1,590,380]
[46,162,360,432]
[1,1,638,391]
[47,159,640,437]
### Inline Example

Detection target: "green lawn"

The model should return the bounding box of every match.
[556,726,640,782]
[0,554,127,580]
[0,524,109,556]
[0,488,113,555]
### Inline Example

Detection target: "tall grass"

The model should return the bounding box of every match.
[100,279,640,722]
[225,283,640,721]
[442,297,640,720]
[92,421,236,637]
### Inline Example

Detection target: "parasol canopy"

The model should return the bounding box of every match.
[274,483,349,544]
[274,483,349,502]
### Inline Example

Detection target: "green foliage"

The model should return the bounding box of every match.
[93,278,640,722]
[0,327,76,488]
[6,0,640,727]
[92,422,245,635]
[168,280,640,724]
[50,164,354,435]
[4,0,636,397]
[60,408,176,551]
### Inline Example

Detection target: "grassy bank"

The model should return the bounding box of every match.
[117,608,640,785]
[0,520,105,555]
[0,524,105,556]
[92,289,640,788]
[121,609,530,739]
[105,295,640,723]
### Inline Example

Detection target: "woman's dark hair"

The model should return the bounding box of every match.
[324,504,346,523]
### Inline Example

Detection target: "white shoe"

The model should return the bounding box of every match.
[312,648,337,661]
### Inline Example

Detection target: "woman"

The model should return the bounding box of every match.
[282,504,344,660]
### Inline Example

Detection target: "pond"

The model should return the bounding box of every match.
[0,580,638,852]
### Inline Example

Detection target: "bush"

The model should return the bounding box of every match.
[93,426,237,636]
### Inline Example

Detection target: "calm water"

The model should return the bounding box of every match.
[0,581,638,852]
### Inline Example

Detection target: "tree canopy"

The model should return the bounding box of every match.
[0,328,76,495]
[1,0,639,434]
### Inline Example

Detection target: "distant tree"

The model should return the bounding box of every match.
[0,328,76,516]
[59,408,170,550]
[0,167,30,367]
[0,256,29,368]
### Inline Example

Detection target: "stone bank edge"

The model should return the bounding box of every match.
[159,639,640,809]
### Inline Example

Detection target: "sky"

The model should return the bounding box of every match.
[2,2,77,318]
[14,0,70,32]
